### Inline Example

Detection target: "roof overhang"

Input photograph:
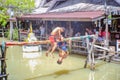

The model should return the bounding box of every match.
[9,18,17,22]
[17,11,105,22]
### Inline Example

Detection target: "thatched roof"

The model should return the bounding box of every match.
[33,0,120,14]
[33,0,67,14]
[115,0,120,5]
[49,0,120,13]
[19,0,120,21]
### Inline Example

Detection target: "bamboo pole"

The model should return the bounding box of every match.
[5,40,50,46]
[0,34,96,46]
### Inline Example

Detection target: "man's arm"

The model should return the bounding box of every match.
[58,28,62,37]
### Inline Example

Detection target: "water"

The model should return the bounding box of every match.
[3,46,120,80]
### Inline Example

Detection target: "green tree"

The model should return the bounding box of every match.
[0,6,8,27]
[0,0,35,40]
[0,0,35,27]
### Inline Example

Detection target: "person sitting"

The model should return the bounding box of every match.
[75,32,81,37]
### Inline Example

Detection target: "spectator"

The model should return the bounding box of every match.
[85,28,94,42]
[85,28,93,35]
[93,24,99,34]
[34,28,39,36]
[75,32,81,37]
[69,27,73,37]
[39,25,45,37]
[101,29,110,40]
[97,27,104,42]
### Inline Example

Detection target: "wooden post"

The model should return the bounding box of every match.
[0,42,8,80]
[68,21,72,53]
[90,37,96,70]
[84,33,97,70]
[17,20,20,42]
[84,33,90,68]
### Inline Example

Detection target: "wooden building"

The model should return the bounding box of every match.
[16,0,120,41]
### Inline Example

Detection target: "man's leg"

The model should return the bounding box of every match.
[45,43,54,56]
[49,42,57,58]
[46,46,52,56]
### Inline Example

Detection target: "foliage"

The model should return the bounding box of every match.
[0,0,35,27]
[0,6,8,27]
[4,0,35,14]
[5,27,18,40]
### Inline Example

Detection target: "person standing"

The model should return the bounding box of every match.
[40,25,45,37]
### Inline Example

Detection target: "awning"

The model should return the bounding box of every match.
[17,11,105,21]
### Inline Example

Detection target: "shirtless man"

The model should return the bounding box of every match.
[57,41,69,64]
[46,27,64,58]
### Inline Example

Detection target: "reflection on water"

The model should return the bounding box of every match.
[5,46,120,80]
[23,52,42,58]
[23,52,42,74]
[89,71,95,80]
[28,60,39,73]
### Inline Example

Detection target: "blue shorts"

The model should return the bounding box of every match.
[57,42,63,47]
[57,42,67,51]
[61,46,67,51]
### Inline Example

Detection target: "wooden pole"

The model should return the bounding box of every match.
[84,33,97,70]
[68,21,72,53]
[0,42,8,80]
[0,34,96,46]
[17,20,20,41]
[5,40,50,46]
[84,33,90,68]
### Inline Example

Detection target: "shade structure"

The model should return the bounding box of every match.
[17,11,105,21]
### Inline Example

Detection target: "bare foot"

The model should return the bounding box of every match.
[49,53,54,58]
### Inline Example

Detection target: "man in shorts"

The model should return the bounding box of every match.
[46,27,64,58]
[57,41,69,64]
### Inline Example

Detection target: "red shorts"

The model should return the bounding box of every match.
[49,35,56,43]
